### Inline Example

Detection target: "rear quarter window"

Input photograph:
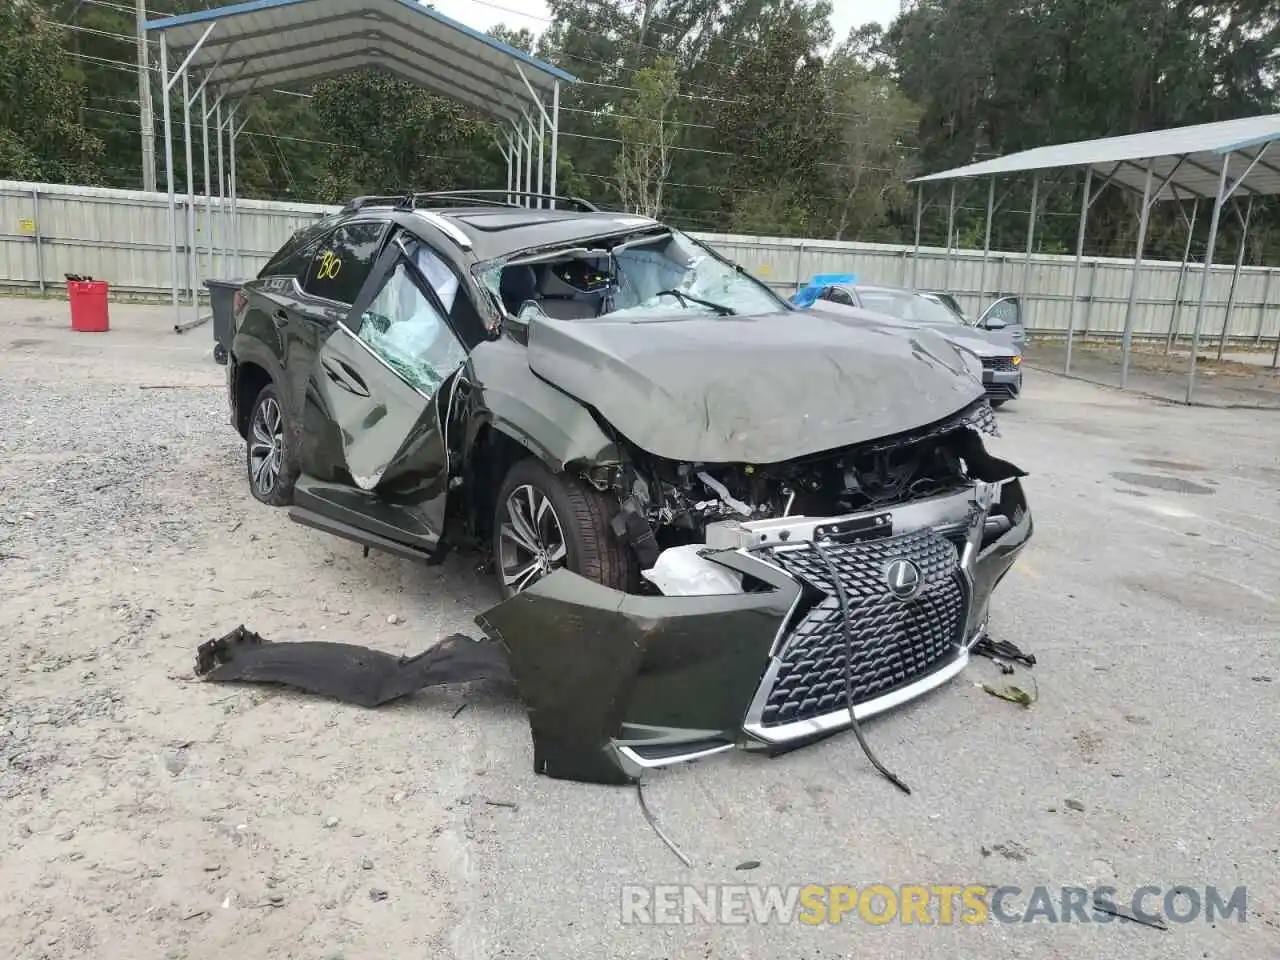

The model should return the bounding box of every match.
[302,221,388,304]
[258,218,340,280]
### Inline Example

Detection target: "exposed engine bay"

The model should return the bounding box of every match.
[580,399,1018,595]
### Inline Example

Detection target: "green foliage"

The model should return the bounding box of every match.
[3,0,1277,260]
[0,5,102,183]
[308,72,499,202]
[615,57,680,215]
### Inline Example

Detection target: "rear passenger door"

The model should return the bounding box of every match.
[280,220,390,461]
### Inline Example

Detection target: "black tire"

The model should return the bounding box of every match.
[492,457,637,598]
[990,399,1007,408]
[245,382,300,507]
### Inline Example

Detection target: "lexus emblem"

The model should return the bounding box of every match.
[884,559,923,600]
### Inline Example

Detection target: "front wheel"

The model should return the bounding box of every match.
[246,383,299,506]
[492,458,637,599]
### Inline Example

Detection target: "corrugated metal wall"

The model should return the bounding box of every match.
[2,179,1276,343]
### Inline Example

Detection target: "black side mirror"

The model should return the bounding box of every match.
[983,317,1009,330]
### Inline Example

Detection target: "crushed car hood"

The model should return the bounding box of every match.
[524,309,984,463]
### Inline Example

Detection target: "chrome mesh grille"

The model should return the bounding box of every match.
[755,529,968,728]
[982,356,1019,372]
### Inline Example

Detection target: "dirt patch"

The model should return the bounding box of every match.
[1120,573,1277,621]
[1110,472,1215,495]
[1131,458,1205,473]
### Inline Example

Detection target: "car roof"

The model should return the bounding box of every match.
[851,283,919,296]
[313,198,668,263]
[432,207,665,261]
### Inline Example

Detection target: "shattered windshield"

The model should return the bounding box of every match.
[477,229,789,323]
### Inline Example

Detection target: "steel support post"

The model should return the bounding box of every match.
[1064,166,1093,375]
[943,181,957,288]
[978,176,995,308]
[1165,197,1199,354]
[911,185,923,288]
[537,110,546,207]
[524,118,534,198]
[549,82,560,207]
[1216,196,1254,360]
[183,71,198,324]
[229,108,240,274]
[1119,162,1155,389]
[505,131,514,205]
[513,123,523,207]
[1019,173,1039,315]
[201,85,212,284]
[215,99,225,278]
[1186,158,1231,403]
[159,33,179,315]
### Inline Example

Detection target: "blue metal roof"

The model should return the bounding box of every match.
[145,0,574,124]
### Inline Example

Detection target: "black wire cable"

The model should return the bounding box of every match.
[812,540,912,796]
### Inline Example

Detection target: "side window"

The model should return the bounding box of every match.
[259,229,323,280]
[982,296,1022,327]
[827,286,856,307]
[303,221,387,304]
[355,258,468,398]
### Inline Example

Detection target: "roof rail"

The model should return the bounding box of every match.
[341,194,412,213]
[405,190,601,213]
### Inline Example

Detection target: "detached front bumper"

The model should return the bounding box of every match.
[477,478,1033,786]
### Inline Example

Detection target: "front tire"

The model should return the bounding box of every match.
[246,383,299,506]
[492,458,637,598]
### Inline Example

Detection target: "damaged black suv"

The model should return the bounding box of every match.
[226,190,1033,785]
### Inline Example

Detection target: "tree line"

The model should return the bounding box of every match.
[3,0,1278,263]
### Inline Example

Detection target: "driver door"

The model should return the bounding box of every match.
[303,232,469,552]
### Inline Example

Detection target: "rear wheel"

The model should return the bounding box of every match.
[492,458,637,598]
[246,383,299,506]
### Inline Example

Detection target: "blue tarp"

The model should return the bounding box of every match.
[790,273,857,308]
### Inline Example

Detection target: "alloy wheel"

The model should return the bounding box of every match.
[498,484,568,594]
[249,395,284,497]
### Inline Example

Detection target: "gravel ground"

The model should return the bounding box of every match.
[1,299,1277,960]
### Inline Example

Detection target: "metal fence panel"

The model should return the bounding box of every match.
[0,180,1275,344]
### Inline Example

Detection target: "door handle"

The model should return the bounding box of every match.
[320,357,370,397]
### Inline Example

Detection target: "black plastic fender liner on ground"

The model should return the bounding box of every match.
[195,625,513,708]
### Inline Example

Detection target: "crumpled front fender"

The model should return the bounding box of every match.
[475,551,798,785]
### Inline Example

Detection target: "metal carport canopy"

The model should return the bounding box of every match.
[145,0,576,125]
[143,0,577,339]
[906,113,1280,405]
[909,113,1280,199]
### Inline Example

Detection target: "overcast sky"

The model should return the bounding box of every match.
[429,0,901,48]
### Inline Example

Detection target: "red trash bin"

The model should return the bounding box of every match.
[68,279,110,332]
